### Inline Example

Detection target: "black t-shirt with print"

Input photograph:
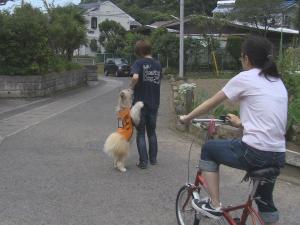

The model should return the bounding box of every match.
[131,58,162,110]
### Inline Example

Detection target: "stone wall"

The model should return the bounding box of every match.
[0,69,92,97]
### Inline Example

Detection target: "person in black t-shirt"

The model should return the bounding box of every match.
[130,40,162,169]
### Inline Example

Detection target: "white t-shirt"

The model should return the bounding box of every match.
[222,68,288,152]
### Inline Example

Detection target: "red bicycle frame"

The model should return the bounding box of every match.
[178,118,266,225]
[195,170,265,225]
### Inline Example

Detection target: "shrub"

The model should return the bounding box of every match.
[0,4,84,76]
[226,36,244,65]
[89,39,98,52]
[278,48,300,140]
[0,4,50,75]
[49,56,82,73]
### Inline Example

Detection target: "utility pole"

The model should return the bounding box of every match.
[179,0,184,78]
[279,13,284,60]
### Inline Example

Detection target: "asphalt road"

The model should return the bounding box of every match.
[0,77,299,225]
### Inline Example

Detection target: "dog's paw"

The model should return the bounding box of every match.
[135,101,144,108]
[116,161,127,172]
[118,167,127,172]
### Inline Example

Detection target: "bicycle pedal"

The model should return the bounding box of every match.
[192,191,200,200]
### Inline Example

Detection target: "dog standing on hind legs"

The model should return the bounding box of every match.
[103,89,143,172]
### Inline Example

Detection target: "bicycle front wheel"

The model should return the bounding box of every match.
[176,185,228,225]
[176,185,200,225]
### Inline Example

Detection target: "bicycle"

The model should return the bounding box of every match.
[175,117,280,225]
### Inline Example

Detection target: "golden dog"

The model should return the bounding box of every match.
[103,89,143,172]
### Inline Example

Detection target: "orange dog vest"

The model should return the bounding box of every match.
[117,108,133,141]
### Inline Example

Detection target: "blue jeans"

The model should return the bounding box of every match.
[199,139,285,223]
[136,106,158,164]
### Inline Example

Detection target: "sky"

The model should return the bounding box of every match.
[0,0,81,11]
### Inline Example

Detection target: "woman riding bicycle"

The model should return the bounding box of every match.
[180,35,287,225]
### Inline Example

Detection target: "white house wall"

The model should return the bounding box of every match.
[77,1,140,57]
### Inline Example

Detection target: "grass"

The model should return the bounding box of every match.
[184,70,238,79]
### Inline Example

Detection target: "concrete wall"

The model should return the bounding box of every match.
[0,69,87,98]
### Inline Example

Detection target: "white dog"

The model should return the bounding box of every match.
[103,89,143,172]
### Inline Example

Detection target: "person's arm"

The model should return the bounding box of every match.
[180,90,227,123]
[130,73,139,89]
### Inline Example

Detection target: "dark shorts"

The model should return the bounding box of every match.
[199,139,285,223]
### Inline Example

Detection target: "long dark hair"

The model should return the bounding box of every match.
[241,35,280,79]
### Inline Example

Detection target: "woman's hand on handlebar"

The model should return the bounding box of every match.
[179,115,192,124]
[226,114,242,128]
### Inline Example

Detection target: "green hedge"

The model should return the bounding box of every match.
[0,4,84,76]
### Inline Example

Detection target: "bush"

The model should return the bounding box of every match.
[226,36,244,64]
[49,56,82,73]
[89,39,98,52]
[0,4,84,76]
[278,48,300,140]
[0,4,50,75]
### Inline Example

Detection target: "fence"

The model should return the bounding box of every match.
[72,57,96,65]
[84,47,240,75]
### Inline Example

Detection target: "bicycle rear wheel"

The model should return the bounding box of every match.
[176,185,228,225]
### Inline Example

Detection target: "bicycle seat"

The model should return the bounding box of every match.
[242,167,280,182]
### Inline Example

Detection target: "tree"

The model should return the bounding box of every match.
[185,0,218,16]
[226,35,244,65]
[150,28,179,68]
[48,4,87,60]
[191,15,227,67]
[0,4,50,75]
[231,0,282,37]
[122,32,146,60]
[297,6,300,38]
[98,20,126,55]
[89,39,98,52]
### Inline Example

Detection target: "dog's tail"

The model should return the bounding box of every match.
[103,132,129,158]
[130,101,144,126]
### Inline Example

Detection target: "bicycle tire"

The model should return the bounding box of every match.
[176,185,200,225]
[176,185,229,225]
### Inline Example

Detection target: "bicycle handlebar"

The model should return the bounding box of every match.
[192,115,228,125]
[192,118,225,123]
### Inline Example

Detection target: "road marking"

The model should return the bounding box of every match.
[0,78,123,145]
[0,98,50,116]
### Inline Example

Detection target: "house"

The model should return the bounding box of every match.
[77,1,141,56]
[155,15,298,52]
[151,0,299,46]
[0,0,12,5]
[212,0,299,29]
[212,0,235,15]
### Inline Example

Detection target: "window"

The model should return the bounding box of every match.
[284,15,290,27]
[91,17,97,30]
